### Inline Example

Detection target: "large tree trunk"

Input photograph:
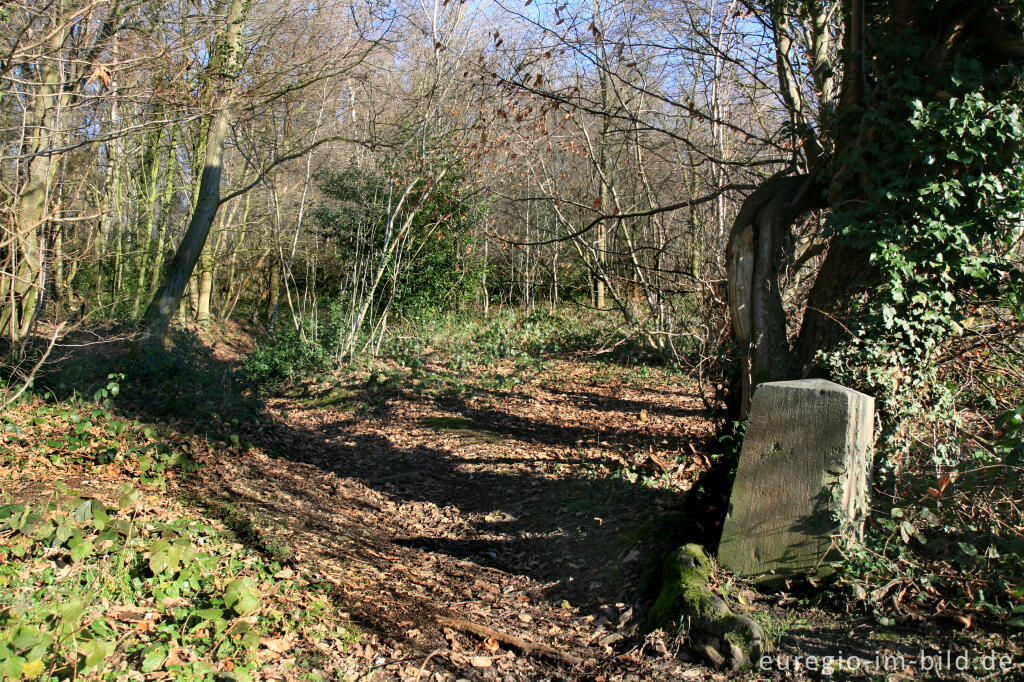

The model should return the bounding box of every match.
[795,240,876,372]
[143,107,232,339]
[726,174,825,417]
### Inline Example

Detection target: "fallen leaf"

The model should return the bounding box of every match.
[162,597,191,608]
[134,619,156,633]
[261,637,294,654]
[108,606,153,623]
[470,656,492,667]
[165,648,193,667]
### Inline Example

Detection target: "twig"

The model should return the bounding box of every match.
[436,616,585,667]
[413,650,442,682]
[3,323,66,407]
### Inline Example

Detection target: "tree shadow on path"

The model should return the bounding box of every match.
[37,340,715,679]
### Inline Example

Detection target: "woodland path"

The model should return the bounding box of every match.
[194,356,726,681]
[16,336,1017,680]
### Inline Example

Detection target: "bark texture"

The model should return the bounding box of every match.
[142,0,248,341]
[726,174,825,417]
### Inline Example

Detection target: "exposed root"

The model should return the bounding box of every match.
[650,544,765,671]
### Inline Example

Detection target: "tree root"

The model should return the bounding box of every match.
[649,544,765,671]
[436,616,585,667]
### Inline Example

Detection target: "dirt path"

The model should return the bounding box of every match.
[194,357,720,680]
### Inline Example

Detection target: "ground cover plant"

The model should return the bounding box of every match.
[1,360,359,680]
[1,304,1022,679]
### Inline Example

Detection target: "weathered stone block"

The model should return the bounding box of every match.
[718,379,874,583]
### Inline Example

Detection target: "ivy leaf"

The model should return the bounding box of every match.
[958,542,979,557]
[91,500,109,531]
[196,608,226,621]
[74,500,94,524]
[55,517,75,543]
[82,639,112,669]
[3,656,25,679]
[117,487,141,510]
[69,539,94,563]
[149,550,170,575]
[62,599,84,623]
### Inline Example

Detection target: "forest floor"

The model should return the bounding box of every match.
[5,325,1022,680]
[199,353,716,681]
[187,335,1024,681]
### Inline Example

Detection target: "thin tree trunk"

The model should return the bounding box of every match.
[197,269,213,326]
[131,125,164,318]
[146,126,181,306]
[142,0,248,342]
[5,21,69,341]
[266,259,281,325]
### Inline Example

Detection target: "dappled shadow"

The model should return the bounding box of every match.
[229,404,681,601]
[35,327,260,429]
[541,387,703,420]
[430,405,670,451]
[34,337,716,677]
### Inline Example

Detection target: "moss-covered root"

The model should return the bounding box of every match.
[650,544,764,671]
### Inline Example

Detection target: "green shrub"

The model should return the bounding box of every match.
[245,323,331,386]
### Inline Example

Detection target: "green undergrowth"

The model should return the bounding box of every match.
[40,328,260,432]
[281,310,689,423]
[0,369,357,680]
[246,306,683,393]
[383,306,666,366]
[828,312,1024,628]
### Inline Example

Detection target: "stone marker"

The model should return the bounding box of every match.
[718,379,874,583]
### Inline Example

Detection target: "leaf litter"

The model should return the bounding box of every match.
[192,356,718,680]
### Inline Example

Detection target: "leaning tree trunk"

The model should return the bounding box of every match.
[143,108,231,340]
[141,0,247,342]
